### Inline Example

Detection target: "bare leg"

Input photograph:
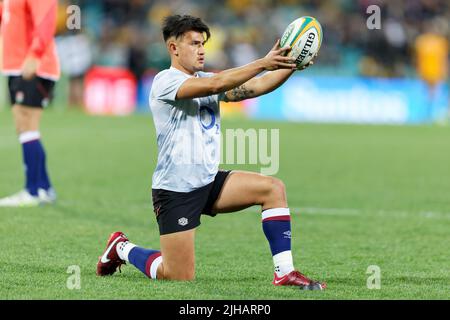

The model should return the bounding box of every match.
[158,228,196,280]
[12,104,42,134]
[212,170,287,213]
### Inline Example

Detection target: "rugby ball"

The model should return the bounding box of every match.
[280,16,323,68]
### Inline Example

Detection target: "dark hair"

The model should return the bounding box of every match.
[162,15,210,42]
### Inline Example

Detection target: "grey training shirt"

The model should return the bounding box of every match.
[149,67,226,192]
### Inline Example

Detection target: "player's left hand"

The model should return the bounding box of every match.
[21,56,39,80]
[297,53,318,71]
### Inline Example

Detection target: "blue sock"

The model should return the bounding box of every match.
[20,132,42,196]
[262,208,292,255]
[128,247,161,278]
[36,141,52,191]
[262,208,295,276]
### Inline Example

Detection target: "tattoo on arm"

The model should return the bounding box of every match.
[227,84,256,102]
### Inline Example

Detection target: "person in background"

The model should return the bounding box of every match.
[0,0,60,207]
[414,19,448,92]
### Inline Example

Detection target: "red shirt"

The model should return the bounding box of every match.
[1,0,60,80]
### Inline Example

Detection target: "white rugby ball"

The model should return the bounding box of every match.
[280,16,323,68]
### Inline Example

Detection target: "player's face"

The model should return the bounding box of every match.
[176,31,206,73]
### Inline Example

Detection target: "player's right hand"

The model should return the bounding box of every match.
[21,56,39,80]
[261,39,297,71]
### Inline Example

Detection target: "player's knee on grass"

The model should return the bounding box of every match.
[163,265,195,281]
[159,229,196,281]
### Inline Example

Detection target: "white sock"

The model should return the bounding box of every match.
[273,250,295,277]
[116,241,136,262]
[19,131,41,144]
[150,255,163,279]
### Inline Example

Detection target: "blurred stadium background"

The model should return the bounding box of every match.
[1,0,449,299]
[1,0,448,123]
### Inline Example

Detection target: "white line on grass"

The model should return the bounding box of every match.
[245,206,450,220]
[55,201,450,220]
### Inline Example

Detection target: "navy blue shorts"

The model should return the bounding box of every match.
[152,170,231,235]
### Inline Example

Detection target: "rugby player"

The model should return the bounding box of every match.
[97,15,325,290]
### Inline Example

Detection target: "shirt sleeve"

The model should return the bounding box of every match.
[26,0,57,59]
[154,71,190,103]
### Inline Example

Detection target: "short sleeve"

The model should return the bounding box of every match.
[153,70,190,103]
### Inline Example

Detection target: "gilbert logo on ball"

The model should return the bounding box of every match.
[280,16,323,68]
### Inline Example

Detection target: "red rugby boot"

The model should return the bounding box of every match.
[273,270,326,290]
[96,231,129,276]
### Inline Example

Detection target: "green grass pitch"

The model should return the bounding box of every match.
[0,109,449,299]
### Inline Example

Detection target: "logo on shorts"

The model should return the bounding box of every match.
[178,217,188,226]
[16,91,25,104]
[283,231,291,239]
[42,98,49,108]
